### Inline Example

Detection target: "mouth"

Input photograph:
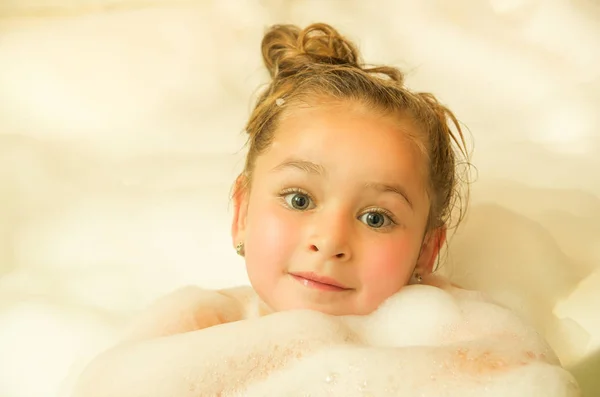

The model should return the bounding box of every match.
[289,272,352,292]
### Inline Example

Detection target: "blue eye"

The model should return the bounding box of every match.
[359,211,392,228]
[284,192,314,210]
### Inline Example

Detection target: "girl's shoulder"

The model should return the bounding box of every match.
[217,285,272,319]
[119,284,262,342]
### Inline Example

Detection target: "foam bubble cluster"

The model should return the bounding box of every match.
[73,278,580,396]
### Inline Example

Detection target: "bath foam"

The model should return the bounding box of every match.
[73,277,580,397]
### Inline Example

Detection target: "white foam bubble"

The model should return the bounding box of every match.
[71,282,579,396]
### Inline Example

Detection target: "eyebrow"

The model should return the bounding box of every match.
[271,158,413,210]
[271,158,326,175]
[364,182,413,210]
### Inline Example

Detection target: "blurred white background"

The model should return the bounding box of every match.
[0,1,598,396]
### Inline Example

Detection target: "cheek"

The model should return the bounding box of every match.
[245,199,300,267]
[359,238,417,288]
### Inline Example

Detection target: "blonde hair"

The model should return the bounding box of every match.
[240,23,471,232]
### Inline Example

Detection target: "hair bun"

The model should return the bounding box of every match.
[261,23,361,79]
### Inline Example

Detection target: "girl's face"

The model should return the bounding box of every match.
[232,101,444,316]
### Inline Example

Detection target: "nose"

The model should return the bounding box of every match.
[307,209,352,262]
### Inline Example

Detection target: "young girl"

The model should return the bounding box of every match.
[228,22,465,318]
[71,23,578,396]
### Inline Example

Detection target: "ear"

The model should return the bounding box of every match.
[231,174,249,248]
[415,226,447,275]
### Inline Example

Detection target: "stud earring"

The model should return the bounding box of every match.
[411,272,422,284]
[235,242,245,256]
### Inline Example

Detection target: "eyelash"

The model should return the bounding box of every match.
[278,187,315,208]
[360,207,398,228]
[277,187,399,229]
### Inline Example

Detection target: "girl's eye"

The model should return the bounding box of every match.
[359,211,393,228]
[284,192,314,210]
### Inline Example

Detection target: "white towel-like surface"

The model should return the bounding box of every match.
[0,1,598,396]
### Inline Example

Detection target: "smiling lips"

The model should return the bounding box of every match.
[289,272,351,291]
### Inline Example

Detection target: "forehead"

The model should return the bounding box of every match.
[255,101,430,200]
[272,102,423,167]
